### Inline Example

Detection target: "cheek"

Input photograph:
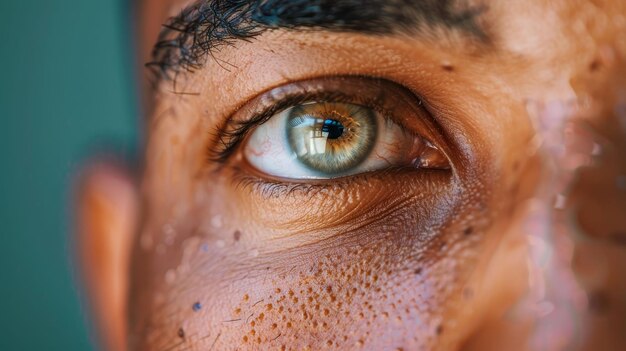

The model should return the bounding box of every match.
[223,243,449,350]
[136,213,491,351]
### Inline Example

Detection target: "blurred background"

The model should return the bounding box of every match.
[0,1,138,349]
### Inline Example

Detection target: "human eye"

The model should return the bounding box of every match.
[214,76,450,181]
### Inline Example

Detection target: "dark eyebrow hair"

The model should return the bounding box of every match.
[148,0,487,81]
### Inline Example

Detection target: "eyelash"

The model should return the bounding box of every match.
[210,82,421,164]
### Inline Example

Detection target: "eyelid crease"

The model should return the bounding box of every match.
[208,76,429,165]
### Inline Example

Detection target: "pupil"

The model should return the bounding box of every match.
[322,119,344,139]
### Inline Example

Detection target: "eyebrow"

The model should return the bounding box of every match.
[148,0,487,81]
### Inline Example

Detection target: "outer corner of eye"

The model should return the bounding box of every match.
[241,97,449,181]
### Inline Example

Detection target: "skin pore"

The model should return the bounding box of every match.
[75,0,626,350]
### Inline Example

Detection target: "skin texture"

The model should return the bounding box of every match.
[75,0,626,350]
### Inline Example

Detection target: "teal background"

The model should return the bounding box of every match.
[0,1,138,350]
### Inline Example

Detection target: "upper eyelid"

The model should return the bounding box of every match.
[209,76,432,165]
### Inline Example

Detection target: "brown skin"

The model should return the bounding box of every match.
[75,0,626,350]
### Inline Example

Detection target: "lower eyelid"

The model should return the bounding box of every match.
[225,165,455,237]
[230,160,451,196]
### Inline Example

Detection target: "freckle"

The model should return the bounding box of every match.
[436,325,444,335]
[281,346,286,351]
[322,322,328,328]
[257,337,261,343]
[275,288,281,294]
[233,230,242,241]
[286,322,292,328]
[258,313,265,321]
[323,308,330,316]
[396,348,404,351]
[327,340,333,346]
[464,227,473,236]
[610,232,626,246]
[442,63,454,72]
[271,323,277,329]
[356,339,364,347]
[414,268,422,275]
[589,59,601,72]
[312,320,318,328]
[177,327,185,339]
[266,304,273,311]
[293,297,299,303]
[192,302,202,312]
[234,308,241,314]
[243,335,249,342]
[243,294,249,302]
[588,291,610,314]
[288,289,295,297]
[278,306,284,313]
[250,321,256,327]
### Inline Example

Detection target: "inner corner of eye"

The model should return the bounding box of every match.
[241,100,449,180]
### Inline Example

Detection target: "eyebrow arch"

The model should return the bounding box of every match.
[147,0,487,81]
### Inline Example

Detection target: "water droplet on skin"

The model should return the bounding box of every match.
[591,142,603,156]
[554,194,567,209]
[165,269,176,284]
[250,249,259,257]
[211,215,223,228]
[215,239,225,248]
[162,223,175,235]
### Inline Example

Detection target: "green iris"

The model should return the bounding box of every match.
[286,102,378,175]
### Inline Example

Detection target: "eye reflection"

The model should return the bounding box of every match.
[287,102,377,174]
